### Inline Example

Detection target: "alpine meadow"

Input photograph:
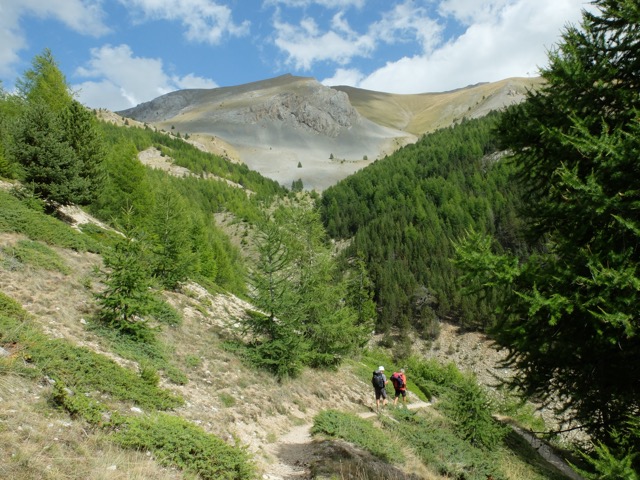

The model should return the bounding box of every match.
[0,1,638,479]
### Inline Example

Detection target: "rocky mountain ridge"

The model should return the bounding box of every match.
[117,74,543,191]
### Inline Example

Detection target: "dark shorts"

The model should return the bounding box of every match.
[394,389,406,398]
[374,387,387,400]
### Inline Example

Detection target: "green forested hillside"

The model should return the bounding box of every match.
[319,1,640,476]
[2,2,639,475]
[90,121,287,294]
[320,113,524,334]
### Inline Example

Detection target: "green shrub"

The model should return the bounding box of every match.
[0,291,29,322]
[113,413,255,480]
[148,296,182,326]
[0,190,100,252]
[185,354,202,368]
[405,356,466,400]
[78,223,122,249]
[312,409,404,464]
[88,321,188,386]
[139,362,161,386]
[0,306,183,411]
[31,339,183,410]
[50,380,105,424]
[219,392,236,407]
[578,441,639,480]
[1,239,70,273]
[385,409,501,480]
[437,373,508,450]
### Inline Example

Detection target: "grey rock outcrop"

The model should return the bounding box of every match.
[248,88,358,137]
[119,75,360,138]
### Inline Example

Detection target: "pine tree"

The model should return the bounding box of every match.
[16,48,72,113]
[59,100,106,204]
[96,209,155,340]
[9,51,105,206]
[9,102,80,206]
[457,0,640,453]
[149,179,195,289]
[245,217,308,378]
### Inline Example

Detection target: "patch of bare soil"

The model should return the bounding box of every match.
[97,108,241,162]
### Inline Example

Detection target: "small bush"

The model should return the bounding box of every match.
[0,292,29,322]
[113,413,255,479]
[385,409,501,480]
[2,239,70,274]
[51,380,105,425]
[312,410,404,464]
[185,355,202,368]
[219,392,236,407]
[88,321,188,386]
[79,223,121,250]
[1,310,184,411]
[148,296,182,326]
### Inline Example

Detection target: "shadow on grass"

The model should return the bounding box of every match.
[502,427,586,480]
[307,439,422,480]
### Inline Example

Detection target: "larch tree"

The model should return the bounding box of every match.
[455,0,640,461]
[16,48,72,113]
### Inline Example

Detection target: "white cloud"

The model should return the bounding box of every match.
[172,73,218,90]
[371,1,442,52]
[321,67,364,87]
[0,0,108,78]
[355,0,591,94]
[73,44,217,110]
[20,0,110,36]
[121,0,250,44]
[273,13,374,70]
[438,0,513,25]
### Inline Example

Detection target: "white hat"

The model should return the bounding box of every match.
[378,366,385,371]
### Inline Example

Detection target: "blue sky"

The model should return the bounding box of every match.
[0,0,592,111]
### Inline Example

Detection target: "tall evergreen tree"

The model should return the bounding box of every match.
[9,50,105,206]
[245,217,308,378]
[16,48,73,113]
[245,204,372,376]
[92,141,153,223]
[59,100,106,204]
[456,0,640,454]
[9,102,80,206]
[282,206,371,367]
[149,179,195,289]
[96,209,155,340]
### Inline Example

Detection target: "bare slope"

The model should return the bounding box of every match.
[119,75,415,191]
[117,75,541,190]
[333,76,545,135]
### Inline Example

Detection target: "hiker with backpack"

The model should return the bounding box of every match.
[391,368,407,407]
[371,366,388,410]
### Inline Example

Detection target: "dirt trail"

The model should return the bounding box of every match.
[262,398,431,480]
[261,397,584,480]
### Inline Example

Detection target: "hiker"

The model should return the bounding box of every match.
[391,368,407,407]
[371,366,388,410]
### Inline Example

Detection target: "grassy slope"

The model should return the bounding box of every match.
[0,153,578,480]
[334,76,545,135]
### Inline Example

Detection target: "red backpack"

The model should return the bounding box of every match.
[391,372,405,389]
